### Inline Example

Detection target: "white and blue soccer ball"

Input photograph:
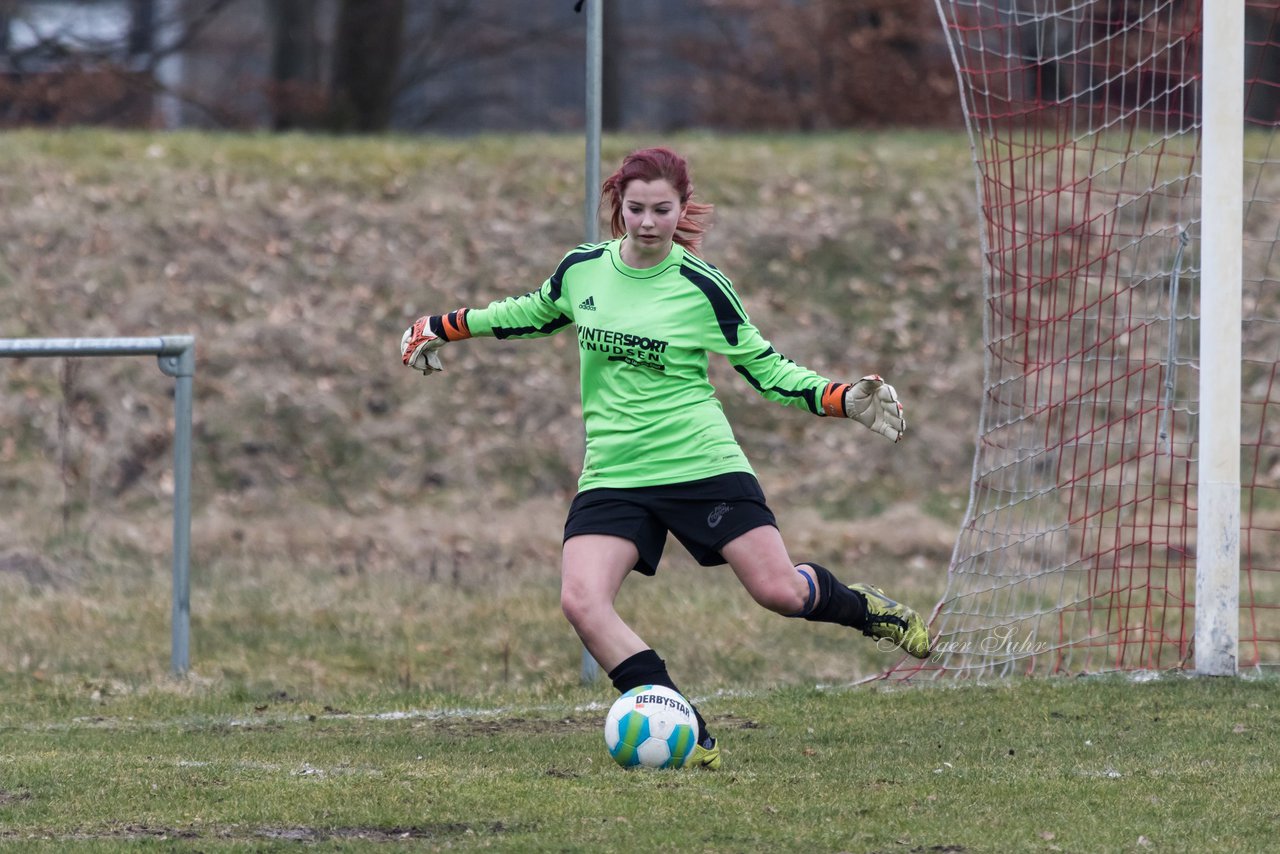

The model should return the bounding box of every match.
[603,684,698,769]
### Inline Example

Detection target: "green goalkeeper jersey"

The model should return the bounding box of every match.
[464,238,848,491]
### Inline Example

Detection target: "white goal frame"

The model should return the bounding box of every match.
[1195,0,1243,676]
[0,336,195,676]
[911,0,1259,680]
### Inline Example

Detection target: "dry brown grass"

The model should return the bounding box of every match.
[0,130,983,690]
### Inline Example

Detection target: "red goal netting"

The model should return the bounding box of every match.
[893,0,1280,679]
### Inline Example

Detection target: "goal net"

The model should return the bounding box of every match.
[901,0,1280,678]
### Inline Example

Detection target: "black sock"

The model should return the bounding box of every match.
[608,648,712,746]
[799,562,868,630]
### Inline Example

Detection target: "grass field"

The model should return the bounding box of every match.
[3,552,1278,852]
[3,673,1278,851]
[1,130,1275,850]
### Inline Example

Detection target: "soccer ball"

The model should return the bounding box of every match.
[603,684,699,769]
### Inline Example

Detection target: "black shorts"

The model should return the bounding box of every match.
[563,472,778,575]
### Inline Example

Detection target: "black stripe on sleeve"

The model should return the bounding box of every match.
[491,313,573,339]
[733,363,820,413]
[679,262,745,347]
[547,243,608,302]
[684,254,748,319]
[490,243,605,339]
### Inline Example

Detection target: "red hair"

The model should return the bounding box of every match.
[600,147,714,255]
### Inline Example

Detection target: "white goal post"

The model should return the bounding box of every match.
[1196,0,1243,675]
[0,336,195,676]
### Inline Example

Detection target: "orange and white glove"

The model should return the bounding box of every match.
[844,375,905,443]
[400,310,470,375]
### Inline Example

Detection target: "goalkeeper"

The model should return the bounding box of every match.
[401,147,930,770]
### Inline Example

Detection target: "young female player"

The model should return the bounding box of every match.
[401,147,931,769]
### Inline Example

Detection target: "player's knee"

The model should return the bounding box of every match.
[560,585,604,631]
[751,582,808,616]
[560,586,584,626]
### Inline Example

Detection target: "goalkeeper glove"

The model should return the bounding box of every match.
[844,375,905,443]
[401,310,471,375]
[401,317,446,374]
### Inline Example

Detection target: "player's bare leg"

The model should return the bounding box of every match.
[721,525,932,659]
[718,525,810,615]
[560,534,645,670]
[560,534,719,765]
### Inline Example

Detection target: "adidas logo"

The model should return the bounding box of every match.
[578,295,597,311]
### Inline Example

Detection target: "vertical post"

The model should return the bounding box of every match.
[1195,0,1242,676]
[581,0,603,684]
[159,337,195,676]
[584,0,603,244]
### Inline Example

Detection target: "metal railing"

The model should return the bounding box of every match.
[0,336,195,675]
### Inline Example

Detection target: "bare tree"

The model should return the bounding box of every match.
[128,0,155,56]
[682,0,959,130]
[0,1,12,55]
[267,0,327,129]
[390,1,577,130]
[327,0,406,132]
[600,2,622,131]
[0,0,238,127]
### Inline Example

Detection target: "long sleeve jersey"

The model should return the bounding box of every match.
[456,238,851,491]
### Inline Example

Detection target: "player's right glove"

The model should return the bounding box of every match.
[844,375,905,443]
[400,309,471,375]
[401,316,446,374]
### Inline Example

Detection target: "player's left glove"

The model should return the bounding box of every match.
[401,316,447,374]
[845,375,905,443]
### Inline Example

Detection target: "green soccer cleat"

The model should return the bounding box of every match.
[850,583,932,659]
[688,737,722,770]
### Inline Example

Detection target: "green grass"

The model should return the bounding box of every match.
[2,675,1278,851]
[1,554,932,695]
[6,542,1270,851]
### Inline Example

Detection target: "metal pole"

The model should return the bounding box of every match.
[581,0,603,684]
[584,0,603,244]
[158,337,195,676]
